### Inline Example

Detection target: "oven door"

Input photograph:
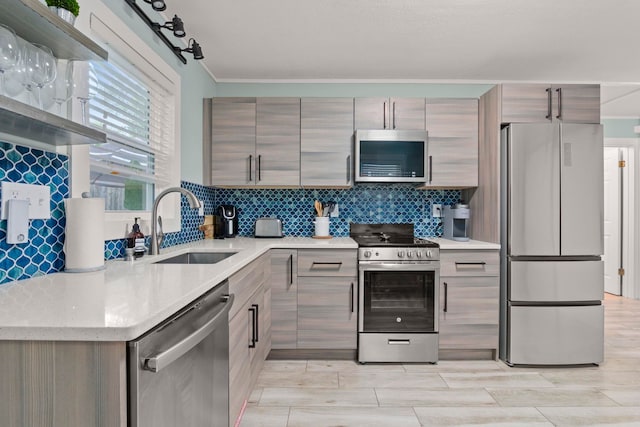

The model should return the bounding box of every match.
[358,262,439,333]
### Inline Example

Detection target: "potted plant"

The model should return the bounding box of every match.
[46,0,80,26]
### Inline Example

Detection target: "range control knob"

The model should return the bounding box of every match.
[397,251,405,258]
[415,251,423,258]
[406,251,413,258]
[426,250,432,258]
[363,250,372,258]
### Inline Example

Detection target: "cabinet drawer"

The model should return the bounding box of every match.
[297,249,357,276]
[440,250,499,277]
[228,252,269,319]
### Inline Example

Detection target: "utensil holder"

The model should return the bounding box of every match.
[313,216,330,237]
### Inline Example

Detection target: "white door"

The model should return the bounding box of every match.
[603,147,621,295]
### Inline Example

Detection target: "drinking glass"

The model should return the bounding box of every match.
[23,43,56,109]
[0,24,19,95]
[73,61,91,124]
[48,58,75,115]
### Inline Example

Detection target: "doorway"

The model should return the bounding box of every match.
[603,144,634,297]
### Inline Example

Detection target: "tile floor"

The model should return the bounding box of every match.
[240,294,640,426]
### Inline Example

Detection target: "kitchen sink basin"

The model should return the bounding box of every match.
[154,252,237,265]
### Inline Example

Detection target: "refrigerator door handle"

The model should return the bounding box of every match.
[546,88,552,120]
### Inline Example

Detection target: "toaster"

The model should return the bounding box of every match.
[254,217,284,238]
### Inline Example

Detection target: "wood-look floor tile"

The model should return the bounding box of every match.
[540,369,640,388]
[239,406,289,427]
[338,371,447,388]
[488,388,618,407]
[287,407,421,427]
[260,360,308,373]
[257,387,378,407]
[376,387,497,407]
[256,371,338,388]
[306,359,406,372]
[537,407,640,426]
[440,372,555,388]
[601,389,640,406]
[413,407,552,426]
[404,360,505,373]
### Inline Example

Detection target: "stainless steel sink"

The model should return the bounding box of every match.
[154,252,237,264]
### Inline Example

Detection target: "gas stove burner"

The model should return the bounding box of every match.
[349,223,439,249]
[377,232,392,242]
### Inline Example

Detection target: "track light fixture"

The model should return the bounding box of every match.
[143,0,166,11]
[125,0,204,64]
[153,15,186,38]
[175,38,204,60]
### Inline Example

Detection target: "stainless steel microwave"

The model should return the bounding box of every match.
[354,129,429,183]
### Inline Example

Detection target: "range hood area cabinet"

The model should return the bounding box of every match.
[354,97,426,130]
[205,97,301,187]
[0,0,108,147]
[300,98,355,188]
[419,98,479,189]
[500,84,600,124]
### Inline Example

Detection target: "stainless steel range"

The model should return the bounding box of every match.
[350,223,440,363]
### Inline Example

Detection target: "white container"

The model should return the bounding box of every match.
[313,216,330,237]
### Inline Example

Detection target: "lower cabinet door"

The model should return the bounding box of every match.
[439,276,499,350]
[228,307,250,425]
[508,304,604,365]
[297,276,357,349]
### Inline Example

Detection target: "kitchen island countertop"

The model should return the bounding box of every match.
[0,237,356,342]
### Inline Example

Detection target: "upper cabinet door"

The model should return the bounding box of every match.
[422,98,478,188]
[256,98,301,187]
[501,84,600,124]
[354,97,425,130]
[552,85,600,124]
[500,84,552,123]
[300,98,354,187]
[211,98,256,187]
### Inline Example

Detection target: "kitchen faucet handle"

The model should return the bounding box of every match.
[157,215,165,248]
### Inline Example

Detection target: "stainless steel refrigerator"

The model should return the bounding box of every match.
[499,123,605,366]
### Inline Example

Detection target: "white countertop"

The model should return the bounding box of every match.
[427,237,501,250]
[0,237,357,342]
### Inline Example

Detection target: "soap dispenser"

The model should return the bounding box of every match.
[127,217,146,259]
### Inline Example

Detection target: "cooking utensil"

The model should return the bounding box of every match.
[314,200,323,217]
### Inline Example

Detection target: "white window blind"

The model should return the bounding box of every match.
[87,57,175,211]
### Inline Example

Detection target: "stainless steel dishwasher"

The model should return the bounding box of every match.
[128,281,234,427]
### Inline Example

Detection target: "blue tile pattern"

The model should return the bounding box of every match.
[0,142,69,285]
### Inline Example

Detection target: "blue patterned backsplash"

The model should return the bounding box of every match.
[0,142,68,285]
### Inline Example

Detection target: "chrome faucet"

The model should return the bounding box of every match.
[150,187,202,255]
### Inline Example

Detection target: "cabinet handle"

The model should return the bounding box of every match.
[252,304,260,343]
[346,154,351,184]
[383,101,387,129]
[350,282,354,313]
[248,155,253,182]
[311,262,342,270]
[455,262,486,266]
[556,88,563,120]
[392,101,397,129]
[428,155,433,183]
[546,88,552,120]
[443,282,448,312]
[287,254,293,290]
[257,155,262,182]
[248,306,256,348]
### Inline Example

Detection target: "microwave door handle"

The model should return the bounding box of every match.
[346,154,351,185]
[383,101,387,129]
[392,101,396,129]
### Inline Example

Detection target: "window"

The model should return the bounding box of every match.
[87,55,174,212]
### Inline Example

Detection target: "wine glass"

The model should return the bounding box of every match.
[72,60,92,124]
[46,58,75,115]
[0,24,19,95]
[23,42,56,109]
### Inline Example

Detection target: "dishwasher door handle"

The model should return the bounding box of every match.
[144,294,235,373]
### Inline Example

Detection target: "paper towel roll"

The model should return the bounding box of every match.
[64,198,105,272]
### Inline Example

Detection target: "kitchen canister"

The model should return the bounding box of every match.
[313,216,330,238]
[63,197,106,272]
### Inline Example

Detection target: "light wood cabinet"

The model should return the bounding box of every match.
[300,98,354,187]
[354,97,426,130]
[209,97,301,187]
[421,98,479,188]
[501,84,600,124]
[296,249,357,349]
[439,249,499,359]
[0,341,127,427]
[270,249,298,349]
[228,253,271,425]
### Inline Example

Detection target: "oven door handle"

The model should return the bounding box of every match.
[143,294,235,373]
[359,263,439,272]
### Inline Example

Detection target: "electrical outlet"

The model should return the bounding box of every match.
[198,199,204,216]
[432,204,442,218]
[1,182,51,220]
